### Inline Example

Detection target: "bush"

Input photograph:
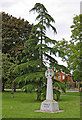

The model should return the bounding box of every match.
[5,83,11,89]
[66,82,71,89]
[80,82,82,87]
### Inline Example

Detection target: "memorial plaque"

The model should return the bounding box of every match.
[40,101,59,112]
[44,103,50,108]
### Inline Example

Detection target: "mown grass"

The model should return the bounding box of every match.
[61,92,80,96]
[2,91,80,118]
[0,92,2,120]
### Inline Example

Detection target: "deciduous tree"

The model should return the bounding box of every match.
[2,12,32,94]
[55,14,82,81]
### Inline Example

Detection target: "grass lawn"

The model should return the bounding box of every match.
[2,91,80,118]
[0,92,2,120]
[61,92,80,96]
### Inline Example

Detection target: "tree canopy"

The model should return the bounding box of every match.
[14,3,67,100]
[2,12,32,92]
[55,14,82,81]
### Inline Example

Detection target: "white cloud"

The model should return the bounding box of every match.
[0,0,19,8]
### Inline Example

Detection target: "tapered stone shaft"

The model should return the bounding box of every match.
[46,78,53,100]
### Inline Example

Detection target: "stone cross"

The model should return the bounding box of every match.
[40,69,60,112]
[45,69,54,101]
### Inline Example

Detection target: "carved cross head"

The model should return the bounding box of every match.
[45,69,54,79]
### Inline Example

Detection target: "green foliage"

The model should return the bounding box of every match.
[53,79,66,93]
[70,15,82,81]
[70,15,80,42]
[2,12,32,91]
[69,14,82,81]
[2,12,32,60]
[15,72,45,83]
[14,3,67,100]
[55,14,82,81]
[2,53,15,83]
[80,82,82,87]
[64,76,68,84]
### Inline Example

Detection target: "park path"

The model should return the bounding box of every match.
[60,90,79,92]
[61,95,81,97]
[4,89,80,92]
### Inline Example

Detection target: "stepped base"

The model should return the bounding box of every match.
[35,110,64,113]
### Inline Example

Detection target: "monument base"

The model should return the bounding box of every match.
[35,110,64,113]
[40,100,59,112]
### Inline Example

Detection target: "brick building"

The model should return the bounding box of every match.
[54,72,73,83]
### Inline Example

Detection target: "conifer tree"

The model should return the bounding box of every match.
[14,3,67,100]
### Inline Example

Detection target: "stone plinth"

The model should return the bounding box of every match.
[40,100,59,112]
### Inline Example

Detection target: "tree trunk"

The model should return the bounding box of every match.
[36,93,41,101]
[2,82,5,92]
[40,18,43,67]
[14,83,16,92]
[11,81,14,98]
[14,87,16,92]
[57,93,60,101]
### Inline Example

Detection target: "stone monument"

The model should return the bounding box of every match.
[40,69,59,112]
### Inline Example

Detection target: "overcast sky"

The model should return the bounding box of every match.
[0,0,81,66]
